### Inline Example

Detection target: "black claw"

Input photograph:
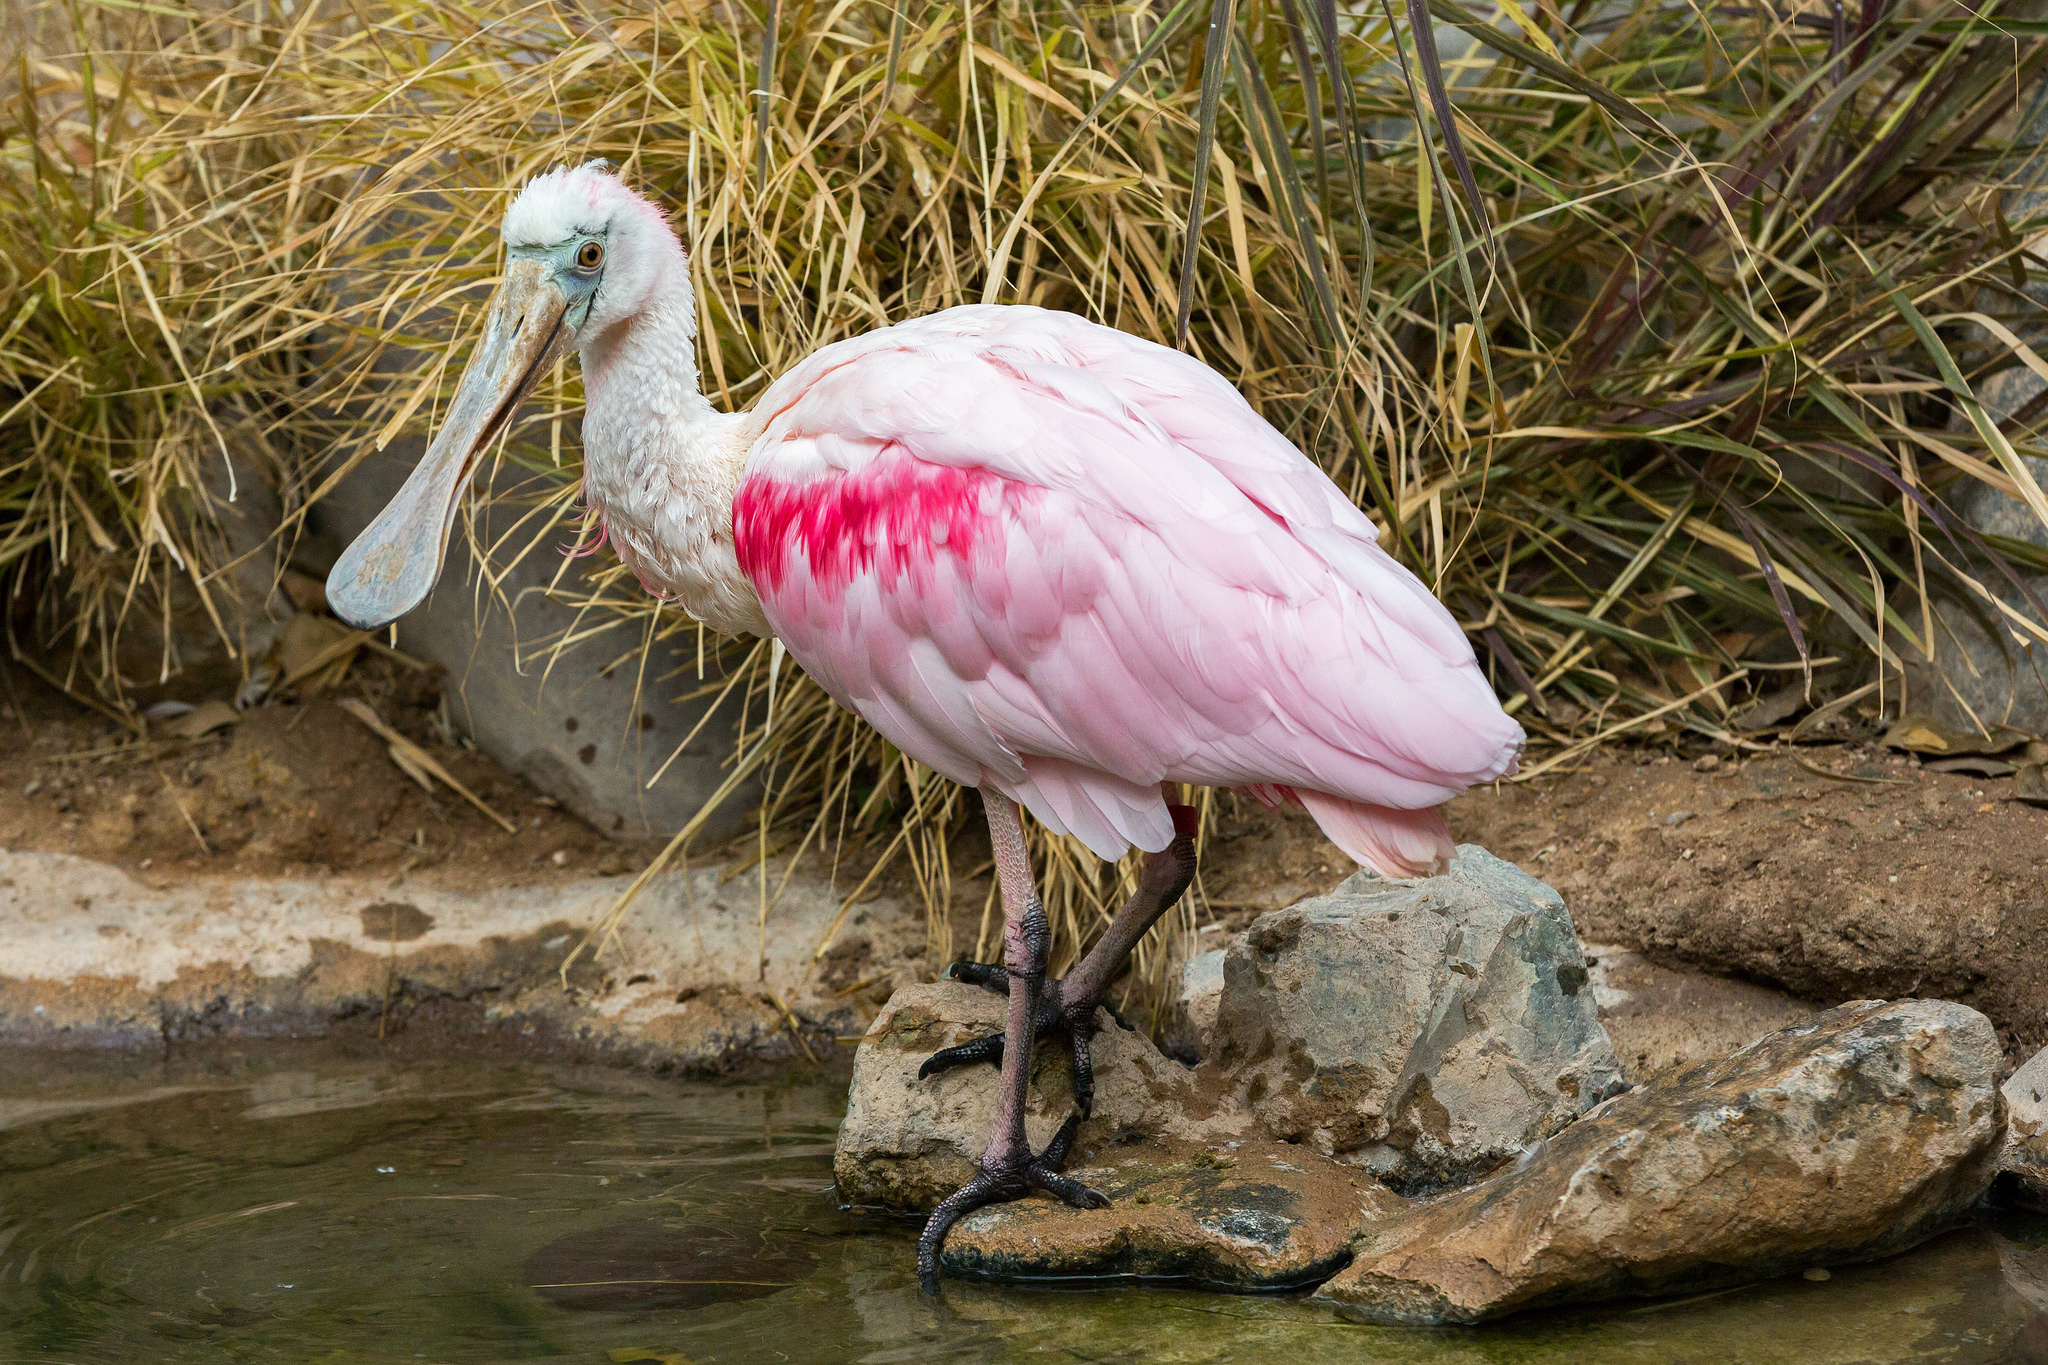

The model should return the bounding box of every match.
[1098,1000,1136,1033]
[917,1031,1005,1079]
[1036,1169,1112,1211]
[947,961,1011,994]
[915,1115,1109,1292]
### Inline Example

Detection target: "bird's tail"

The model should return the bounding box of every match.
[1248,783,1452,878]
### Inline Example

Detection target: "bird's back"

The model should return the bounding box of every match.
[733,305,1521,871]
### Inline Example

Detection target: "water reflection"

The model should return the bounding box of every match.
[527,1216,821,1311]
[0,1041,2038,1365]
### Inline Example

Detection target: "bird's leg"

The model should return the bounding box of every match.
[916,792,1108,1292]
[920,792,1198,1117]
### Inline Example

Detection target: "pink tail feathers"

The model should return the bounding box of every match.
[1248,783,1452,878]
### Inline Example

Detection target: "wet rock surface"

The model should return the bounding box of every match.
[833,981,1241,1212]
[940,1138,1398,1289]
[1314,998,2006,1324]
[1207,846,1625,1190]
[2003,1045,2048,1211]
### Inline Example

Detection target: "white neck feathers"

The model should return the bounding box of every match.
[575,268,769,638]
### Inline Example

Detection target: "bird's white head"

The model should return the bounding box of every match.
[326,161,688,629]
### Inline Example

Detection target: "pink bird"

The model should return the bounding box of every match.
[327,163,1523,1288]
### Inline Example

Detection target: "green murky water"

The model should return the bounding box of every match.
[0,1042,2041,1364]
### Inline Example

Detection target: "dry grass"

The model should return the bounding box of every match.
[7,0,2048,1015]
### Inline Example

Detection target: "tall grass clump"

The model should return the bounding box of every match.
[0,3,347,705]
[9,0,2048,1009]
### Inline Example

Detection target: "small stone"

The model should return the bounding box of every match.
[942,1138,1398,1289]
[1692,754,1721,773]
[1803,1266,1831,1281]
[551,849,570,866]
[1664,809,1695,827]
[20,779,40,798]
[1314,999,2004,1324]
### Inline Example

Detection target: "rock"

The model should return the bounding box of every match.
[1205,846,1625,1190]
[1918,96,2048,739]
[940,1138,1399,1289]
[2002,1044,2048,1211]
[1586,942,1817,1080]
[1313,999,2006,1325]
[309,426,747,842]
[0,845,917,1070]
[1175,946,1226,1053]
[833,981,1243,1212]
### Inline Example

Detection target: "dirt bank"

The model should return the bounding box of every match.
[0,655,645,890]
[1450,746,2048,1059]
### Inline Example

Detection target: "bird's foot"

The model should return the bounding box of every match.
[916,963,1131,1117]
[915,1114,1106,1292]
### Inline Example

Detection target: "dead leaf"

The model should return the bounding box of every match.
[165,700,238,740]
[279,568,329,615]
[279,613,362,692]
[1921,756,2017,777]
[1880,713,2032,757]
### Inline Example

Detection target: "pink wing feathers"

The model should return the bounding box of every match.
[731,305,1522,876]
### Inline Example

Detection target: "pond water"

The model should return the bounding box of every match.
[1,1041,2041,1364]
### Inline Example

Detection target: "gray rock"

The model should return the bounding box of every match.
[310,442,748,841]
[1314,998,2006,1325]
[1915,90,2048,736]
[833,981,1244,1212]
[1206,846,1626,1190]
[941,1137,1400,1289]
[2002,1044,2048,1211]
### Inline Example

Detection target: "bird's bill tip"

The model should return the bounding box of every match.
[326,261,570,629]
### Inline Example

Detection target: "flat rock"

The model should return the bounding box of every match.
[834,981,1245,1212]
[1314,998,2005,1325]
[941,1138,1399,1289]
[1206,846,1626,1190]
[0,846,916,1069]
[2002,1044,2048,1211]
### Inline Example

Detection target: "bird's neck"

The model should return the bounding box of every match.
[576,282,770,637]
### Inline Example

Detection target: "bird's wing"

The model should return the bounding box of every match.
[734,305,1521,860]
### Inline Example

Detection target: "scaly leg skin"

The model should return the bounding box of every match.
[919,796,1198,1118]
[915,792,1111,1293]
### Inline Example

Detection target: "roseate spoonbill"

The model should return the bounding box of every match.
[327,162,1524,1289]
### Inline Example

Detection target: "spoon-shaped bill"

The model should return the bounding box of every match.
[326,258,571,630]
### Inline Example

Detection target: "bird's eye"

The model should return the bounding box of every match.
[576,241,604,270]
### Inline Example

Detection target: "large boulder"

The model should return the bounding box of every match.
[1205,846,1626,1190]
[1313,998,2006,1324]
[833,981,1245,1211]
[2002,1043,2048,1211]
